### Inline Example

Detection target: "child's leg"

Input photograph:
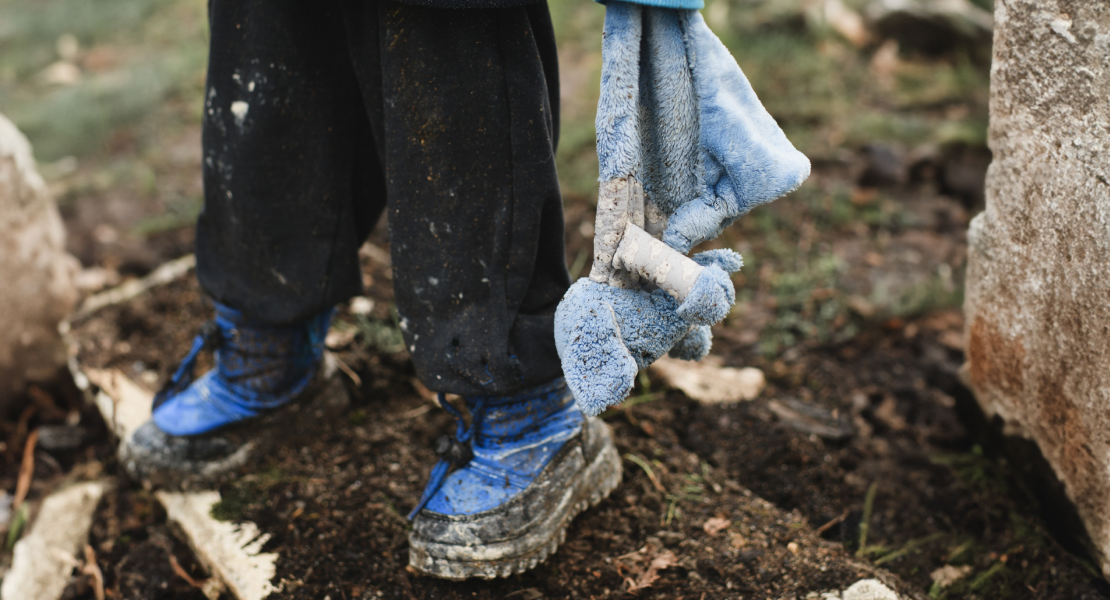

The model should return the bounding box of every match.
[340,0,571,396]
[337,2,620,579]
[196,0,387,325]
[124,0,385,483]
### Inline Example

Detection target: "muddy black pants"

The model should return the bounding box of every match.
[196,0,570,396]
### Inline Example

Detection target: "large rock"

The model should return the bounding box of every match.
[0,114,79,413]
[964,0,1110,576]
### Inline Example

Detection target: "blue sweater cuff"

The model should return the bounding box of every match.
[595,0,704,10]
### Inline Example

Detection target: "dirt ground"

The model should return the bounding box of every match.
[0,159,1100,599]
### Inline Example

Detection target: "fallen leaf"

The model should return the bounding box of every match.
[651,356,765,404]
[702,517,731,536]
[767,399,856,441]
[625,549,679,594]
[930,564,972,589]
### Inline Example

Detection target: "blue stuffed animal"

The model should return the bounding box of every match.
[555,2,810,417]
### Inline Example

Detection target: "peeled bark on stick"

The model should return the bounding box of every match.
[590,177,644,289]
[614,222,704,303]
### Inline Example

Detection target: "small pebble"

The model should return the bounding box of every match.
[842,579,899,600]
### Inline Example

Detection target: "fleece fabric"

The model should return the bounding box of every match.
[594,6,810,252]
[556,2,806,415]
[664,11,811,252]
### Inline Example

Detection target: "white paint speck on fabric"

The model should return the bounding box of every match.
[231,101,249,125]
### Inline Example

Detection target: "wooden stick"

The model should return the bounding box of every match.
[613,223,704,302]
[590,177,643,288]
[71,254,195,322]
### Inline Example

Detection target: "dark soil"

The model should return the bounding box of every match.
[54,257,1108,599]
[69,274,889,600]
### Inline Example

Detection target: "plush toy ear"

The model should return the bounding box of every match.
[668,325,712,361]
[693,248,744,273]
[673,265,734,326]
[636,8,699,217]
[596,1,644,183]
[555,280,639,416]
[662,11,811,253]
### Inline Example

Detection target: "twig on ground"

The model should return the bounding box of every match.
[169,553,201,587]
[332,354,362,387]
[395,404,433,420]
[71,254,196,322]
[5,404,38,461]
[169,553,223,600]
[13,429,39,511]
[616,546,648,561]
[815,509,850,535]
[82,544,106,600]
[409,378,437,402]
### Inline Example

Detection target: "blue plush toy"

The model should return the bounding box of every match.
[555,2,810,417]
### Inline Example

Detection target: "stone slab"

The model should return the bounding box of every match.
[964,0,1110,577]
[0,113,79,411]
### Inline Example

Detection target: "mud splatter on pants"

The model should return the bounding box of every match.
[196,0,570,396]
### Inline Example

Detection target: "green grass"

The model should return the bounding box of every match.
[354,307,406,355]
[0,0,208,161]
[210,465,287,522]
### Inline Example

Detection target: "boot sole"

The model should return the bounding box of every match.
[408,418,622,580]
[121,353,350,490]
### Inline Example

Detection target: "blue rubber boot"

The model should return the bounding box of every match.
[122,303,349,488]
[407,378,622,580]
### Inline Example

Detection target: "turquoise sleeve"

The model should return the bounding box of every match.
[594,0,704,10]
